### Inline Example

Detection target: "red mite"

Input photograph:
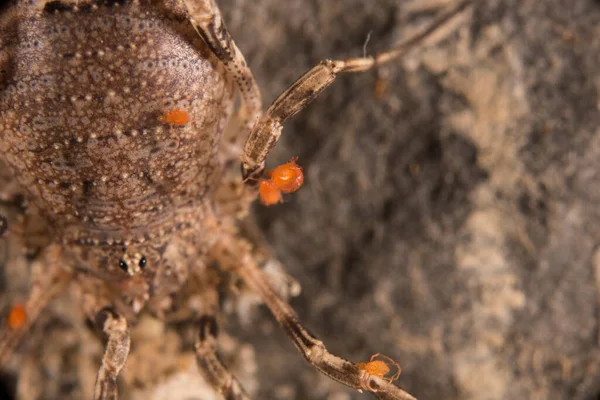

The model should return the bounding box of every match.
[259,179,283,206]
[269,157,304,194]
[157,92,194,127]
[357,353,402,392]
[158,108,192,127]
[259,158,304,206]
[7,304,26,329]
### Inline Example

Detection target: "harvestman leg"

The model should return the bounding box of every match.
[211,237,416,400]
[90,307,130,400]
[240,0,475,178]
[196,315,251,400]
[0,244,71,367]
[182,0,263,132]
[192,268,251,400]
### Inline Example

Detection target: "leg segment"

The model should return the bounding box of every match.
[0,244,71,367]
[93,308,131,400]
[196,315,251,400]
[190,266,252,400]
[0,214,6,237]
[183,0,262,132]
[240,0,474,178]
[211,238,416,400]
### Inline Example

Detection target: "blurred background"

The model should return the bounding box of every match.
[220,0,600,398]
[3,0,600,399]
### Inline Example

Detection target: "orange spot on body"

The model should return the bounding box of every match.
[7,304,26,329]
[259,179,283,206]
[270,157,304,193]
[158,109,192,127]
[157,91,195,127]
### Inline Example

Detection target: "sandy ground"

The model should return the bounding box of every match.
[2,0,600,399]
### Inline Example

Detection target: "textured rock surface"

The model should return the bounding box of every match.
[2,0,600,399]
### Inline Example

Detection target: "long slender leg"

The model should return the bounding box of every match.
[189,266,252,400]
[183,0,262,133]
[240,0,474,178]
[211,237,416,400]
[0,244,71,367]
[196,315,251,400]
[92,308,130,400]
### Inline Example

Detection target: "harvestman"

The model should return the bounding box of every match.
[0,0,473,399]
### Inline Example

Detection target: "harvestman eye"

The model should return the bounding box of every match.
[119,259,129,273]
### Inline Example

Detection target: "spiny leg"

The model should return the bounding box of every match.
[196,315,251,400]
[211,237,416,400]
[92,307,130,400]
[0,244,71,367]
[183,0,262,133]
[240,0,474,179]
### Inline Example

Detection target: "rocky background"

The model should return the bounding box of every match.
[219,0,600,399]
[3,0,600,399]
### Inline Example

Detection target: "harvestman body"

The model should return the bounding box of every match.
[0,0,473,399]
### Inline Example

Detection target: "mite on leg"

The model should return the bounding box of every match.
[240,0,474,179]
[0,245,70,368]
[358,353,402,393]
[6,304,26,330]
[258,158,304,206]
[258,179,283,206]
[210,236,416,400]
[269,157,304,194]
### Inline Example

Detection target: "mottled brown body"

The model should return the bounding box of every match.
[1,0,234,236]
[0,0,234,298]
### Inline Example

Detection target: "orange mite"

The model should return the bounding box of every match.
[269,157,304,194]
[357,353,402,392]
[7,304,27,329]
[259,179,283,206]
[158,108,192,127]
[157,91,194,127]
